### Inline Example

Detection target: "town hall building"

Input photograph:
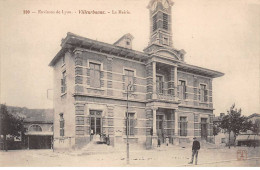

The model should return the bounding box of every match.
[49,0,224,150]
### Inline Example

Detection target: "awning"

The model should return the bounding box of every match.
[25,131,53,136]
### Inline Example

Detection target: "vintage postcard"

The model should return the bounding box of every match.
[0,0,259,167]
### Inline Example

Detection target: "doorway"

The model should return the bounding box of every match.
[156,115,164,143]
[90,110,102,135]
[201,118,208,140]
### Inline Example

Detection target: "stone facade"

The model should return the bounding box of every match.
[49,0,224,150]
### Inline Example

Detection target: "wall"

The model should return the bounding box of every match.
[178,71,213,108]
[53,51,76,150]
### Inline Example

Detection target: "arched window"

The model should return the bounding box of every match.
[29,125,42,132]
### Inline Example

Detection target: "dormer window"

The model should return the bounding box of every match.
[126,41,130,45]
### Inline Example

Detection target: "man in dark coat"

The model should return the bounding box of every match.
[188,137,200,165]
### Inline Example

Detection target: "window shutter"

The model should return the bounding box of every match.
[100,71,104,78]
[198,89,201,101]
[60,129,64,136]
[184,86,187,99]
[205,90,208,102]
[133,85,137,92]
[133,77,137,84]
[100,79,104,87]
[124,118,127,135]
[122,75,126,90]
[87,68,90,76]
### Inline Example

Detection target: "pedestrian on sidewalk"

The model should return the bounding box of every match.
[188,137,200,165]
[166,136,169,146]
[157,138,161,147]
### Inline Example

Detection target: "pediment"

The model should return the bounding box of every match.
[155,49,180,60]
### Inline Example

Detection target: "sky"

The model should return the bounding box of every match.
[0,0,259,116]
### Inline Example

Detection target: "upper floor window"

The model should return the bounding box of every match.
[124,69,134,86]
[59,113,64,136]
[163,13,168,30]
[179,116,187,136]
[126,112,135,136]
[89,62,101,88]
[153,14,157,31]
[199,84,208,102]
[178,80,186,99]
[156,75,163,94]
[61,71,67,94]
[163,37,169,45]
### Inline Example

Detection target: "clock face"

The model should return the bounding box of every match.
[162,0,169,9]
[152,1,157,11]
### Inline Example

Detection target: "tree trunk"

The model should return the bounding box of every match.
[3,134,8,151]
[228,131,231,149]
[234,135,237,148]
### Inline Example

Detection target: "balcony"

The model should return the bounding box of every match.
[156,81,176,101]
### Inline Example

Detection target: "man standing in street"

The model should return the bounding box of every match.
[189,137,200,165]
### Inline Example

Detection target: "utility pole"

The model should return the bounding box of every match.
[126,83,132,165]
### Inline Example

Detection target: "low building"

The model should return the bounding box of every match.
[0,106,53,150]
[49,0,224,150]
[236,113,260,147]
[23,110,53,149]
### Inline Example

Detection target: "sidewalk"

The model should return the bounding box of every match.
[1,145,259,166]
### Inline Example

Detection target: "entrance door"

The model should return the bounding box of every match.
[201,118,208,140]
[90,110,102,135]
[156,115,164,143]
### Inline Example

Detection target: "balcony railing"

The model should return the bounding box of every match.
[156,81,175,101]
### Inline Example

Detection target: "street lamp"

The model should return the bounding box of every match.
[126,83,133,165]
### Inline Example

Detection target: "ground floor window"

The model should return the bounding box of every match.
[179,116,187,136]
[126,112,135,136]
[59,113,64,136]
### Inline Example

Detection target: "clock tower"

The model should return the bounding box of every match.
[144,0,185,61]
[148,0,174,47]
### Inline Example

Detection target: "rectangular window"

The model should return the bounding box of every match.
[199,84,207,102]
[89,62,101,88]
[178,80,186,99]
[156,75,163,94]
[153,14,157,31]
[163,13,168,30]
[124,69,134,86]
[126,112,135,136]
[61,71,67,93]
[179,116,187,136]
[163,37,169,45]
[59,113,64,136]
